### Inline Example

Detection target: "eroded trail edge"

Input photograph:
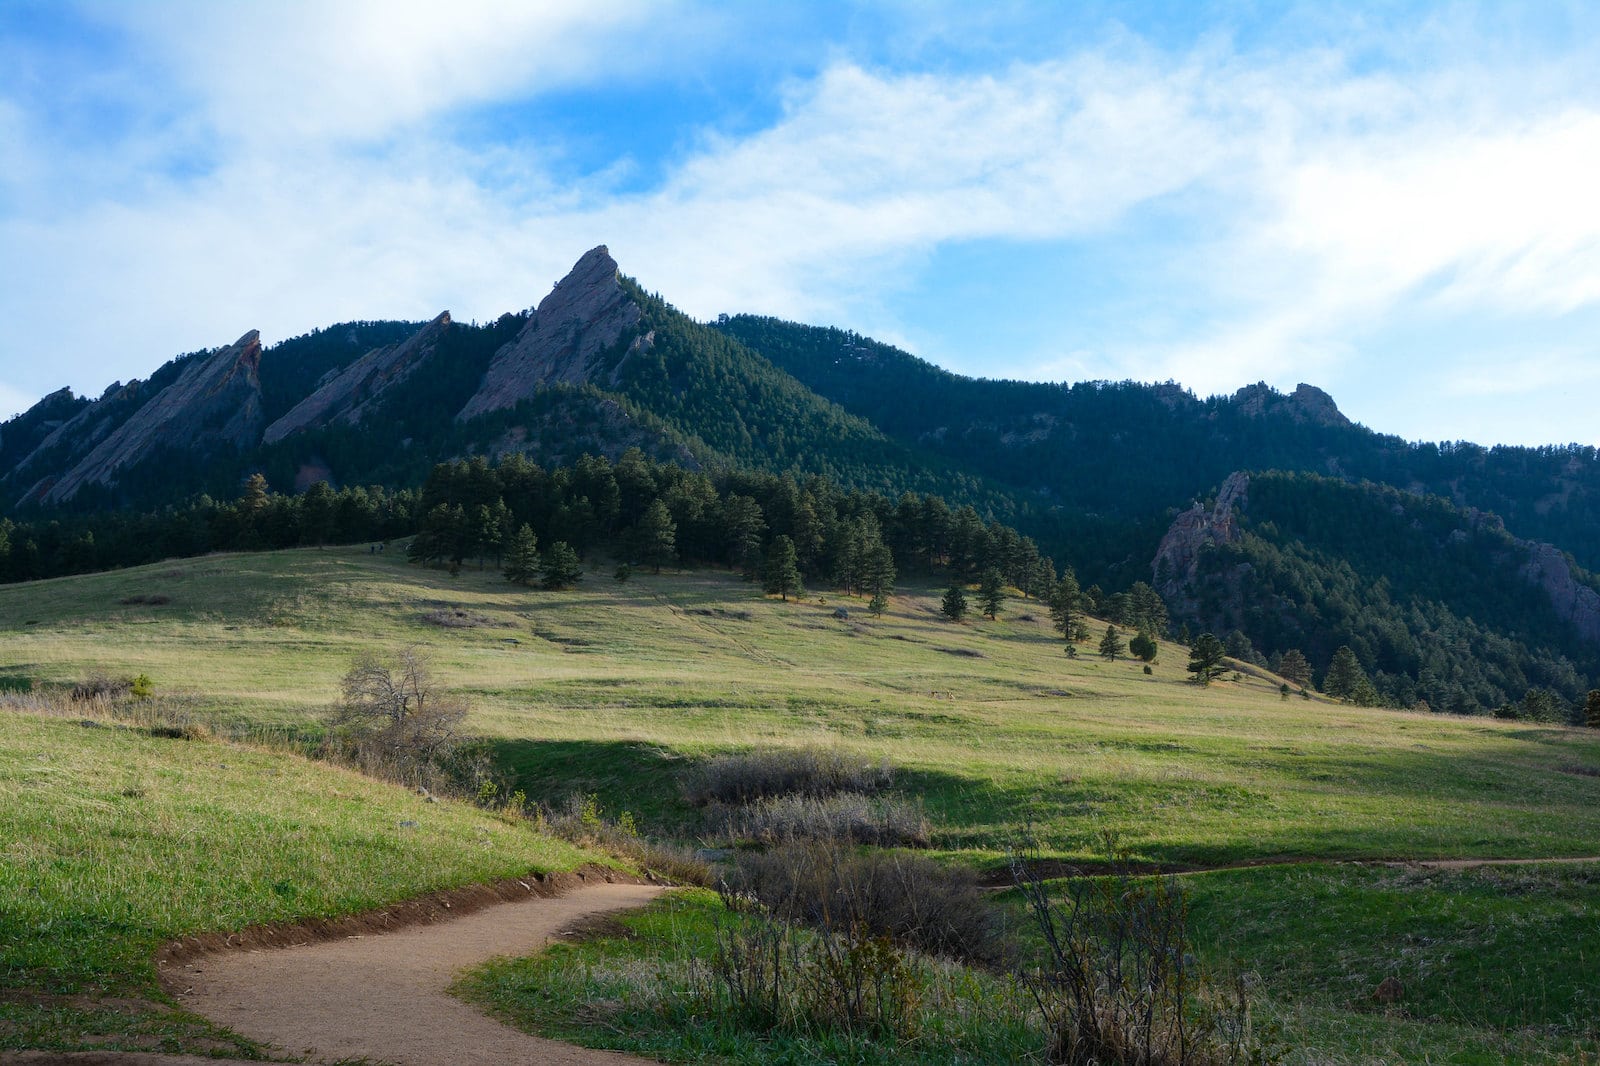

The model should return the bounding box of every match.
[163,871,666,1066]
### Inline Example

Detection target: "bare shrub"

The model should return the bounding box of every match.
[697,900,924,1039]
[724,842,1008,967]
[540,792,711,887]
[71,672,131,702]
[420,607,490,628]
[709,792,930,848]
[330,648,467,778]
[1011,849,1271,1065]
[684,748,893,806]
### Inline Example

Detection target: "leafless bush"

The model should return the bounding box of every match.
[329,648,467,774]
[420,607,491,628]
[708,792,930,848]
[697,901,924,1039]
[684,748,894,806]
[724,842,1008,966]
[539,793,711,886]
[1011,849,1271,1065]
[71,672,131,701]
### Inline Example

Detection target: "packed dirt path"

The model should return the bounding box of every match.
[169,880,665,1065]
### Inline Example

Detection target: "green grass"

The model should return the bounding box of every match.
[457,889,1040,1065]
[6,546,1600,1060]
[0,708,600,1053]
[5,547,1598,866]
[1185,862,1600,1063]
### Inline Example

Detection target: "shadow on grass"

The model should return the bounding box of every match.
[489,738,696,831]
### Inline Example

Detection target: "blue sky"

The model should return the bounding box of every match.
[3,1,1600,447]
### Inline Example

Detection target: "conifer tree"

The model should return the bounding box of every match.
[1277,648,1312,688]
[762,535,802,601]
[941,583,968,622]
[868,589,888,617]
[1099,624,1124,661]
[978,568,1006,620]
[503,525,540,586]
[1188,633,1227,684]
[1586,690,1600,729]
[1048,572,1080,645]
[636,499,677,573]
[1129,630,1158,662]
[540,540,584,590]
[1324,646,1368,700]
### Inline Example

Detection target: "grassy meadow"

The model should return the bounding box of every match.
[0,705,600,1052]
[4,544,1600,1060]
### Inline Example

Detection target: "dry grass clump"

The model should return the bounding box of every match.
[709,791,930,848]
[539,793,711,887]
[421,607,491,628]
[684,747,894,806]
[724,842,1008,966]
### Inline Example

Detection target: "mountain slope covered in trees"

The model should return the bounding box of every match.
[3,247,1599,721]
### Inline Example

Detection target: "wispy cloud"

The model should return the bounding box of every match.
[2,2,1600,446]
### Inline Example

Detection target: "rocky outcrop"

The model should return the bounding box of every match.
[1230,382,1351,428]
[1152,471,1251,606]
[1518,539,1600,646]
[40,330,264,504]
[457,246,643,422]
[263,312,452,444]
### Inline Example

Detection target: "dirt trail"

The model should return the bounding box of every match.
[168,880,665,1066]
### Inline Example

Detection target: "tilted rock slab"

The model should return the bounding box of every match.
[457,245,643,422]
[263,311,453,444]
[41,330,264,504]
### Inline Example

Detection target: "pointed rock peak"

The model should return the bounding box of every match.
[457,243,643,422]
[1289,383,1350,427]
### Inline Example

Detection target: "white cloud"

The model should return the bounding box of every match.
[5,4,1600,447]
[90,0,673,145]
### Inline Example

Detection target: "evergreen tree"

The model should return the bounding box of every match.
[636,498,678,573]
[503,525,540,587]
[723,494,767,580]
[868,589,888,617]
[1188,633,1227,685]
[1586,690,1600,729]
[762,535,802,601]
[1324,646,1369,700]
[941,583,968,622]
[1277,648,1312,688]
[1048,572,1081,645]
[863,542,896,603]
[1099,624,1124,661]
[978,568,1006,620]
[1129,630,1158,662]
[540,541,584,590]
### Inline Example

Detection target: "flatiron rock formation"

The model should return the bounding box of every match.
[264,312,453,444]
[457,246,643,421]
[39,330,264,504]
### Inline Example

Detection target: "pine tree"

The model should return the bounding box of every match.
[1586,690,1600,729]
[762,535,802,601]
[868,589,888,617]
[636,499,677,573]
[503,524,540,587]
[1099,624,1124,661]
[1188,633,1227,684]
[1277,648,1312,688]
[1129,630,1158,662]
[941,583,968,622]
[540,541,584,590]
[1048,572,1080,645]
[1324,646,1368,700]
[978,568,1006,620]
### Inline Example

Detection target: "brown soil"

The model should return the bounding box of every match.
[120,869,662,1066]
